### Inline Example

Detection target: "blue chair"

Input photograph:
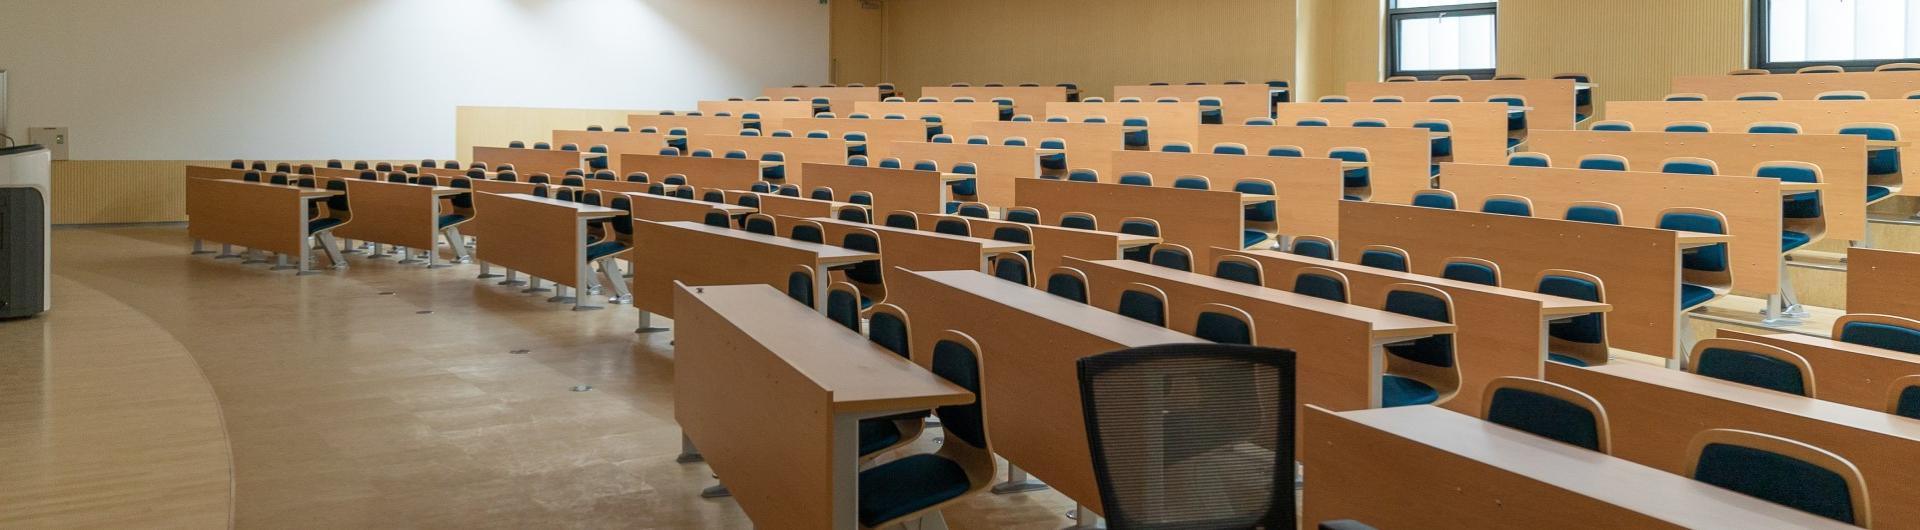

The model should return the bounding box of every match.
[658,147,681,156]
[1411,190,1457,209]
[1660,157,1719,175]
[1817,90,1869,101]
[1171,175,1210,190]
[1245,117,1277,126]
[1663,121,1711,133]
[1563,201,1624,225]
[1267,80,1291,104]
[1352,118,1388,128]
[1213,255,1264,286]
[992,97,1015,121]
[1116,283,1169,326]
[847,155,868,167]
[849,192,874,207]
[1149,244,1194,272]
[1660,208,1733,311]
[1747,122,1801,135]
[1734,91,1782,101]
[1160,142,1193,153]
[1122,117,1149,148]
[1267,145,1305,157]
[1835,314,1920,355]
[1295,118,1330,127]
[992,253,1032,286]
[1046,267,1091,303]
[1291,267,1349,303]
[1689,338,1815,396]
[838,205,870,224]
[1481,377,1611,453]
[1888,375,1920,419]
[1317,96,1348,103]
[1379,284,1459,407]
[1066,169,1099,182]
[1118,218,1161,262]
[1664,93,1707,102]
[557,143,577,151]
[930,134,954,144]
[809,186,835,201]
[1358,245,1410,272]
[884,211,918,230]
[743,214,777,236]
[1537,270,1610,366]
[1004,207,1041,225]
[1211,142,1249,155]
[921,115,945,139]
[1480,195,1534,217]
[1508,152,1552,167]
[1235,178,1277,248]
[1290,236,1336,260]
[1686,429,1867,526]
[1440,257,1500,287]
[1489,95,1529,149]
[1117,172,1153,186]
[1577,154,1629,171]
[842,230,884,297]
[667,128,689,151]
[956,202,990,219]
[719,150,745,160]
[1060,212,1098,231]
[790,220,825,244]
[934,218,971,237]
[858,303,926,458]
[846,132,869,156]
[1754,162,1826,254]
[1329,147,1371,200]
[878,158,903,169]
[1000,137,1027,147]
[856,331,997,529]
[1039,138,1067,170]
[1414,119,1454,176]
[825,283,864,332]
[948,162,978,199]
[1836,123,1901,204]
[1198,97,1224,125]
[1590,120,1633,132]
[508,140,526,148]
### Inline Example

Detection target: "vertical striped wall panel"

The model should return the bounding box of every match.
[1498,0,1748,115]
[50,161,204,225]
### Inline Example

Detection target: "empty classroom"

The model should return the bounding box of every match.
[13,0,1920,528]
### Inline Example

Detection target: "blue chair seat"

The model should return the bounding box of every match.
[950,179,976,196]
[1343,194,1364,201]
[1781,230,1813,252]
[1547,353,1590,367]
[858,419,902,456]
[944,201,961,214]
[1868,186,1893,202]
[307,218,344,234]
[586,241,628,261]
[1381,375,1439,407]
[858,454,972,527]
[1681,283,1716,310]
[436,214,468,229]
[1243,230,1270,248]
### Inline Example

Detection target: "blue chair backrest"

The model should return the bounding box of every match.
[1837,125,1901,175]
[993,257,1029,285]
[1172,176,1209,190]
[1118,173,1153,186]
[1060,214,1098,231]
[1539,274,1606,344]
[1662,160,1717,175]
[884,212,917,230]
[1150,248,1192,272]
[1382,290,1454,368]
[1591,122,1633,132]
[1161,143,1192,153]
[868,311,911,358]
[1215,260,1262,286]
[930,338,988,450]
[1117,289,1166,326]
[1564,205,1622,225]
[745,216,776,235]
[1441,262,1498,286]
[1295,118,1329,126]
[1047,272,1088,303]
[1896,384,1920,419]
[1411,192,1456,209]
[1485,386,1604,451]
[957,203,990,218]
[1692,441,1858,524]
[1481,198,1533,217]
[1067,169,1099,182]
[1756,165,1824,219]
[1748,124,1799,135]
[825,289,862,331]
[1267,146,1304,157]
[934,218,971,236]
[1578,157,1628,171]
[1509,154,1551,167]
[1235,180,1278,222]
[1838,320,1920,355]
[1292,240,1334,260]
[1359,249,1409,272]
[1006,209,1041,224]
[1664,123,1711,133]
[1660,212,1730,272]
[1213,144,1248,155]
[1293,273,1347,303]
[787,270,813,306]
[1695,347,1810,396]
[1194,311,1253,345]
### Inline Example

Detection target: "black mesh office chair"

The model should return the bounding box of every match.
[1077,343,1297,530]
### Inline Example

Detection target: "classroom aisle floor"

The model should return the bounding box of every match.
[26,225,1077,529]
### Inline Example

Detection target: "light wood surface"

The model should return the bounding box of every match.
[920,86,1068,118]
[888,141,1041,208]
[849,101,1001,139]
[761,86,884,115]
[623,191,755,224]
[1526,129,1869,240]
[1847,247,1920,321]
[332,179,444,250]
[1549,360,1920,526]
[551,130,667,175]
[695,100,816,132]
[799,163,946,214]
[970,121,1128,177]
[1441,162,1787,295]
[780,117,930,161]
[787,216,1028,286]
[1043,101,1202,150]
[1114,84,1275,124]
[884,268,1206,515]
[725,191,846,219]
[1199,124,1434,204]
[471,147,586,178]
[1109,150,1341,237]
[689,135,848,185]
[629,220,875,316]
[1071,257,1455,412]
[1670,71,1920,101]
[673,283,971,530]
[1605,100,1920,197]
[626,114,747,139]
[1271,102,1510,165]
[1339,201,1684,359]
[185,177,319,256]
[1225,248,1609,414]
[618,154,764,192]
[1016,178,1245,266]
[1346,78,1579,131]
[1302,405,1856,530]
[471,193,618,289]
[1722,329,1920,412]
[922,214,1154,277]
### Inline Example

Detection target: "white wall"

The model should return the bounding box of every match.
[0,0,829,160]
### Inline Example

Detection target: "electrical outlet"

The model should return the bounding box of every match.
[27,127,67,160]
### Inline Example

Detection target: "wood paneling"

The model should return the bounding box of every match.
[1496,0,1747,115]
[1198,124,1432,204]
[1848,247,1920,321]
[1672,71,1920,100]
[50,160,204,224]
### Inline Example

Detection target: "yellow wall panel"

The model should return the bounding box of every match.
[1497,0,1747,115]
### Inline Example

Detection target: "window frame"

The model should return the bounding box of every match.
[1385,1,1500,80]
[1751,0,1920,72]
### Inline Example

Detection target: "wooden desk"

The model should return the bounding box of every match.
[1442,162,1789,295]
[1525,129,1869,241]
[888,141,1040,208]
[689,135,847,185]
[1605,100,1920,197]
[780,117,929,161]
[1271,102,1510,166]
[470,193,621,309]
[186,178,340,271]
[1015,178,1245,266]
[696,100,815,132]
[1043,101,1202,151]
[1109,150,1342,237]
[627,114,746,139]
[1072,257,1455,412]
[1303,405,1856,529]
[618,154,764,192]
[1114,84,1275,124]
[970,121,1127,177]
[629,220,875,321]
[1549,361,1920,526]
[884,268,1206,516]
[619,191,755,223]
[1223,248,1609,414]
[1722,329,1920,411]
[719,191,853,219]
[1347,79,1579,131]
[1199,124,1434,205]
[798,163,947,217]
[1340,201,1688,360]
[1849,247,1920,321]
[330,179,459,255]
[849,101,1000,139]
[673,283,971,530]
[921,214,1159,277]
[550,130,667,174]
[1670,70,1920,101]
[471,146,588,178]
[761,86,883,115]
[787,215,1029,281]
[920,86,1068,118]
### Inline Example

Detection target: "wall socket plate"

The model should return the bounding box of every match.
[28,127,68,160]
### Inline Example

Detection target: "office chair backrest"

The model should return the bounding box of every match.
[1266,145,1305,157]
[1292,267,1350,303]
[1193,304,1257,345]
[1735,91,1782,101]
[1748,121,1803,134]
[1660,156,1720,175]
[1664,121,1712,133]
[1686,429,1867,526]
[1005,207,1041,225]
[1149,244,1195,272]
[1116,283,1169,327]
[789,220,824,243]
[1689,338,1816,396]
[787,265,815,307]
[1117,172,1154,186]
[1076,343,1297,530]
[956,202,990,219]
[1480,195,1534,217]
[934,218,971,237]
[865,303,913,359]
[1067,169,1099,182]
[1577,154,1629,171]
[1357,245,1411,272]
[1290,236,1336,260]
[1508,152,1552,167]
[1411,190,1457,209]
[1482,377,1610,453]
[1060,212,1099,231]
[1171,175,1210,190]
[1213,255,1264,286]
[992,253,1032,286]
[825,282,863,332]
[1834,313,1920,355]
[743,214,777,236]
[1441,257,1501,287]
[1045,266,1091,303]
[1563,201,1624,225]
[884,211,918,230]
[1590,120,1634,132]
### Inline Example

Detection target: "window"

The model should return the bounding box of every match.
[1755,0,1920,71]
[1387,0,1498,79]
